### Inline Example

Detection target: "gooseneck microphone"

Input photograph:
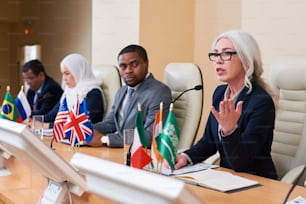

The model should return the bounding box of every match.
[282,165,306,204]
[125,85,203,166]
[172,85,203,103]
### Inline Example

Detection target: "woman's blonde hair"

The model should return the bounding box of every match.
[212,29,269,93]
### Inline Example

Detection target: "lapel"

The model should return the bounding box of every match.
[114,86,129,129]
[115,86,128,112]
[236,86,250,105]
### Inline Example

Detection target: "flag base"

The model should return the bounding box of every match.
[39,180,70,204]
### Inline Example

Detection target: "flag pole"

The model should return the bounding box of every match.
[158,103,174,174]
[138,103,152,171]
[138,103,149,155]
[169,103,173,112]
[72,94,81,152]
[156,102,163,174]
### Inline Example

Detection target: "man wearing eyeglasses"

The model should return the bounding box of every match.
[21,59,63,117]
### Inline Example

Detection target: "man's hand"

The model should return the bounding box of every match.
[87,130,104,147]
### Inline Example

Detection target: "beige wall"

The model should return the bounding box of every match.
[92,0,140,68]
[0,1,21,99]
[16,0,92,81]
[0,22,12,97]
[242,0,306,79]
[139,0,195,80]
[1,0,306,143]
[193,0,241,141]
[0,0,91,98]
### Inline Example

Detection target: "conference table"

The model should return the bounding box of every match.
[0,136,306,204]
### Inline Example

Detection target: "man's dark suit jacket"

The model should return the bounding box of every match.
[27,76,63,117]
[185,82,277,179]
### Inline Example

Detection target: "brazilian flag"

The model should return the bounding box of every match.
[0,88,19,121]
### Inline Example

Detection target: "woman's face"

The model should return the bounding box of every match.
[61,65,76,88]
[212,38,245,85]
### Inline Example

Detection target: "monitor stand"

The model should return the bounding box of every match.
[0,149,11,177]
[39,180,70,204]
[39,179,85,204]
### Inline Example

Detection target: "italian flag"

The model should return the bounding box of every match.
[131,104,152,169]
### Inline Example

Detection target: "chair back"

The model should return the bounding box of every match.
[93,64,122,118]
[164,63,203,151]
[269,57,306,183]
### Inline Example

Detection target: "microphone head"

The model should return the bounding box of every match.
[194,85,203,90]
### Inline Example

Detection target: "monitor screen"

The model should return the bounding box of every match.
[0,118,87,196]
[70,152,203,204]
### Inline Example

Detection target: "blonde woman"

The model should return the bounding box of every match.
[171,30,277,179]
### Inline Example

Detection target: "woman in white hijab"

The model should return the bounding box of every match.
[45,53,104,125]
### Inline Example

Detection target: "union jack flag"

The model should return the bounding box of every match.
[63,98,93,146]
[53,97,69,142]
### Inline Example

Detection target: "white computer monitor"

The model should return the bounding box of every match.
[70,152,203,204]
[0,118,88,203]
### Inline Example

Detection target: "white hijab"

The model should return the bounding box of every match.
[60,53,102,109]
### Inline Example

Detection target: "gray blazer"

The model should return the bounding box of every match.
[93,73,172,147]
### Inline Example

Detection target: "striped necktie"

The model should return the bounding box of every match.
[123,88,134,117]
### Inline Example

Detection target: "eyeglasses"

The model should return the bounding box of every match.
[208,51,237,62]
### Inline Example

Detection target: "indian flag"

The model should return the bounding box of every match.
[150,102,163,172]
[131,104,152,169]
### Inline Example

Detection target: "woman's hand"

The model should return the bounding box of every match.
[211,98,243,136]
[164,154,188,170]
